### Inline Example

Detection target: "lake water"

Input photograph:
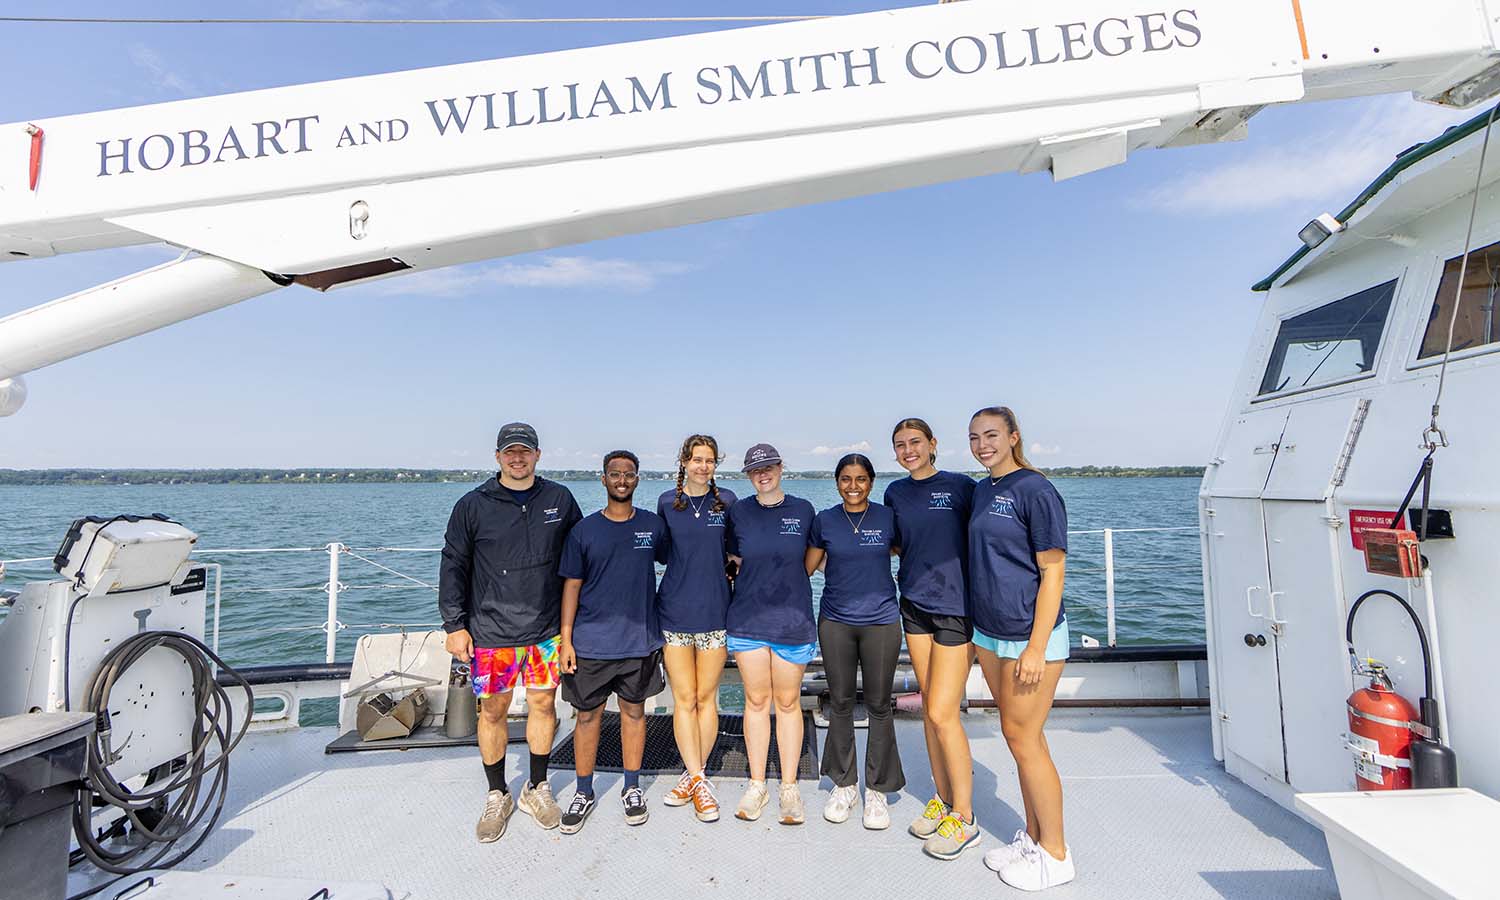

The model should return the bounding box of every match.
[0,477,1205,673]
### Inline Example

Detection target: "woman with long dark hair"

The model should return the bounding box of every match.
[655,434,736,822]
[966,406,1074,890]
[882,418,978,856]
[805,453,904,830]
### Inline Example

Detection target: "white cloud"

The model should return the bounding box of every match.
[358,256,693,297]
[1136,97,1472,215]
[128,44,196,96]
[1029,442,1062,457]
[810,440,873,456]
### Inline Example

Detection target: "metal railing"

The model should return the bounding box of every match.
[2,525,1202,660]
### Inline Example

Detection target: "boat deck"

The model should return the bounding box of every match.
[83,710,1336,899]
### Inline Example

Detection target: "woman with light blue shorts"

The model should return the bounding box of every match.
[964,406,1076,891]
[722,442,817,826]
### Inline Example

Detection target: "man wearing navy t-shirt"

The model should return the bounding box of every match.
[557,449,668,834]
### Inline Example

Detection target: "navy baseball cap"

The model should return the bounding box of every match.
[741,443,783,472]
[496,422,540,452]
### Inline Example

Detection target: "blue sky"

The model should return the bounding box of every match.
[0,1,1474,471]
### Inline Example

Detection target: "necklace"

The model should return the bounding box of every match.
[686,490,709,519]
[758,494,786,509]
[843,506,869,534]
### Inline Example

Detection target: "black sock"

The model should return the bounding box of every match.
[484,759,508,794]
[530,752,550,788]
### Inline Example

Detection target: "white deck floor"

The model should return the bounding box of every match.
[85,710,1337,900]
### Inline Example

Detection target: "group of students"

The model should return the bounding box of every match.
[437,407,1076,892]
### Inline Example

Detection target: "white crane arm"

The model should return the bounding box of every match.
[1,0,1499,407]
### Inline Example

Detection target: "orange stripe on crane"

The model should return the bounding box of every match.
[1291,0,1310,60]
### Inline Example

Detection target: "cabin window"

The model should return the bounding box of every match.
[1258,280,1396,396]
[1418,240,1500,359]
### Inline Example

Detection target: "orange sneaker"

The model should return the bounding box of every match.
[663,771,694,807]
[691,777,720,823]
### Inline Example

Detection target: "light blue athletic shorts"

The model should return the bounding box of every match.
[971,619,1070,662]
[726,635,819,665]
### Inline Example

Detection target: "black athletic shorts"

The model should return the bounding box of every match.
[562,649,666,711]
[900,598,973,647]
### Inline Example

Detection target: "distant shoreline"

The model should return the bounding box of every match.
[0,466,1205,486]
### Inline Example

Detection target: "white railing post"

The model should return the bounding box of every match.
[1104,528,1117,648]
[325,542,342,663]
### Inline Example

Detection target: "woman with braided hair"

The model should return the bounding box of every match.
[654,434,737,822]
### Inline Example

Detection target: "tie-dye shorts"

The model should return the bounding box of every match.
[472,635,561,696]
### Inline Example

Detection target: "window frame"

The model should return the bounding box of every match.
[1406,239,1500,371]
[1251,275,1402,405]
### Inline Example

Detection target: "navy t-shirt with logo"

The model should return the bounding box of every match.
[883,471,974,617]
[810,502,900,627]
[655,486,738,633]
[558,509,667,660]
[724,495,817,644]
[968,470,1068,641]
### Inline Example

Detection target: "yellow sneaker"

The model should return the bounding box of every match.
[922,813,980,860]
[908,796,949,838]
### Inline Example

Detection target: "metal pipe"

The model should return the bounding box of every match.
[205,562,223,670]
[325,543,342,663]
[0,253,283,391]
[967,697,1210,709]
[1420,570,1451,741]
[1104,527,1117,647]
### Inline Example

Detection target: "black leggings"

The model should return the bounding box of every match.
[817,618,905,793]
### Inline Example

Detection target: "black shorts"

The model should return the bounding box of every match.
[562,650,666,711]
[900,598,973,647]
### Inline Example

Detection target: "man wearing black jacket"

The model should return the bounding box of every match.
[440,422,583,843]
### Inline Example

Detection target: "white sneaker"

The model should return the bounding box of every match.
[822,784,859,824]
[861,789,890,830]
[999,841,1076,891]
[735,780,770,821]
[984,829,1035,872]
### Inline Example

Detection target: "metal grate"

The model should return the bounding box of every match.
[549,712,818,779]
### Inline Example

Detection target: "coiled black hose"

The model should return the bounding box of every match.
[70,631,253,878]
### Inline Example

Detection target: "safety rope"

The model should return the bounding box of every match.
[1423,100,1500,452]
[341,547,439,591]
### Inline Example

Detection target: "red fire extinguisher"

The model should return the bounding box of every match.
[1345,661,1418,790]
[1344,588,1459,790]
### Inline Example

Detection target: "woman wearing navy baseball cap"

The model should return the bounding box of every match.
[723,442,818,826]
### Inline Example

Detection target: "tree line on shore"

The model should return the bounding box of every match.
[0,465,1205,486]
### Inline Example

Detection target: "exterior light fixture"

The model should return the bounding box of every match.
[1299,212,1345,249]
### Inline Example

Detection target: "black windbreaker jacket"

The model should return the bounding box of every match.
[439,476,583,648]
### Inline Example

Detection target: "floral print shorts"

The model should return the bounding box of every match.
[662,629,728,651]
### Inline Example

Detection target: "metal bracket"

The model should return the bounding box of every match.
[341,668,443,699]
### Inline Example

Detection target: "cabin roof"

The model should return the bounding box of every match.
[1252,102,1500,292]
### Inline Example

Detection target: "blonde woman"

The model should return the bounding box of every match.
[655,435,736,822]
[965,406,1074,890]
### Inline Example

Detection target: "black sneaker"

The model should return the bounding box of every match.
[622,786,649,826]
[559,792,596,835]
